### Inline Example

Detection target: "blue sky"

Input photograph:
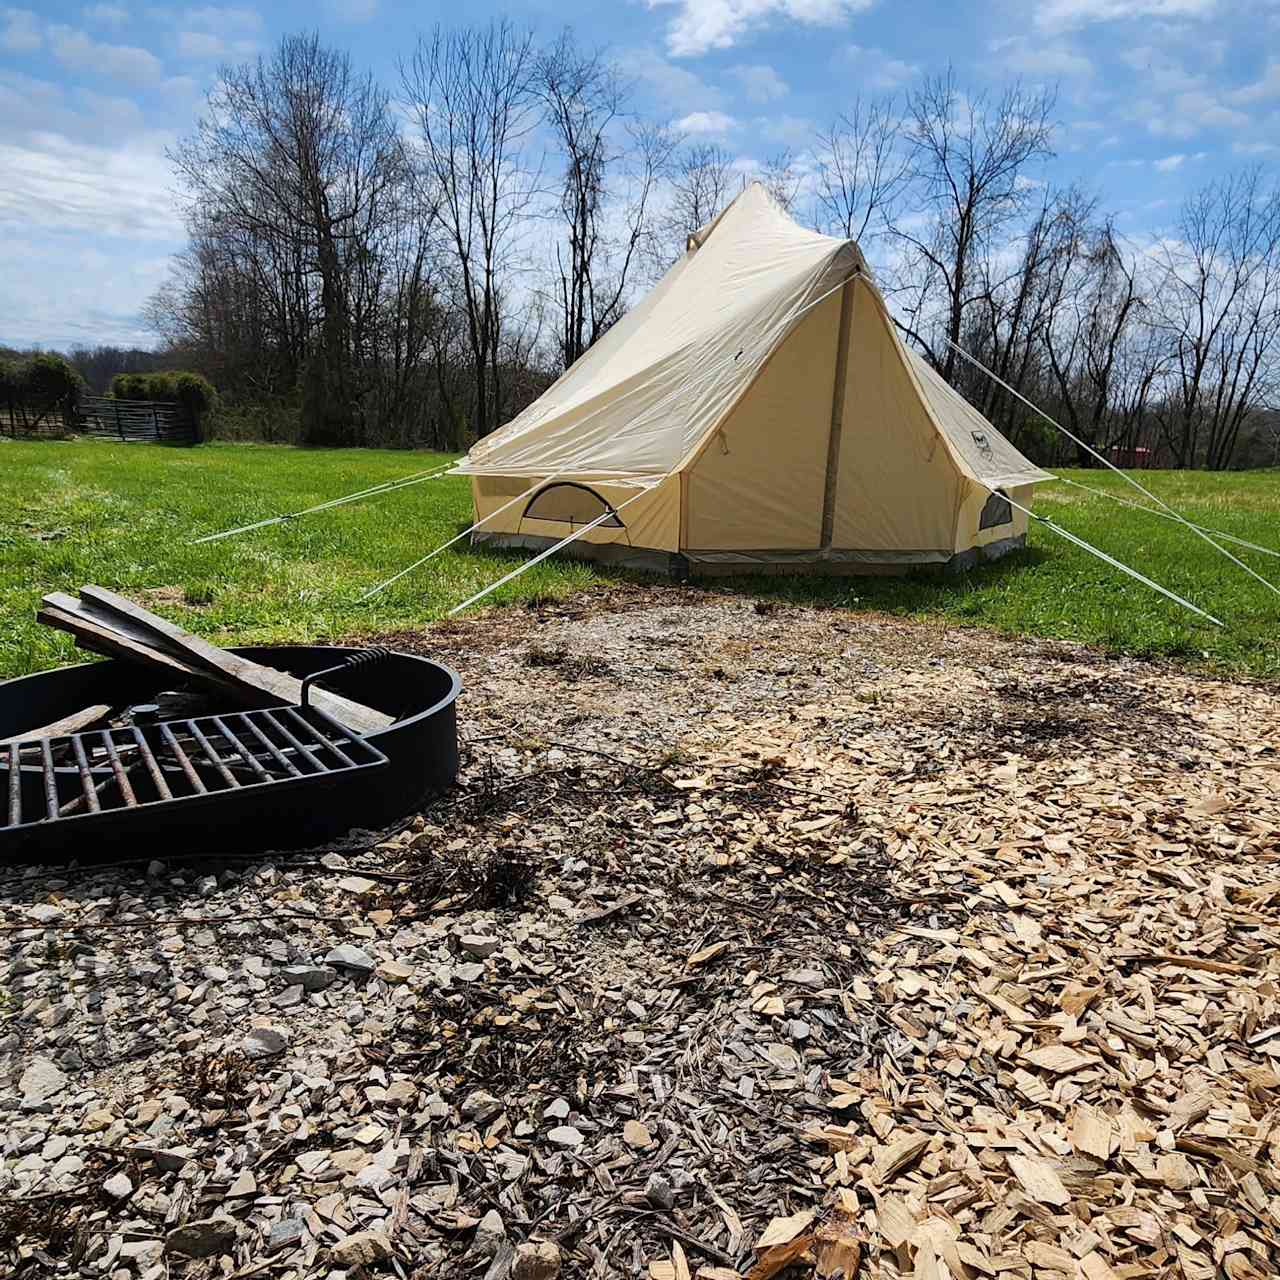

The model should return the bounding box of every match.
[2,0,1277,349]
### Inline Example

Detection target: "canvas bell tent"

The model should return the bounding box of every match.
[454,182,1051,576]
[198,183,1268,624]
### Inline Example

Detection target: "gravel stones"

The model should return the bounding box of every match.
[547,1124,584,1148]
[268,1217,306,1252]
[282,964,336,992]
[102,1171,133,1199]
[473,1209,506,1255]
[164,1214,238,1258]
[20,1057,67,1104]
[376,958,414,983]
[241,1024,289,1058]
[513,1240,562,1280]
[333,1230,393,1267]
[623,1119,652,1148]
[462,1089,502,1121]
[324,943,375,973]
[644,1172,675,1211]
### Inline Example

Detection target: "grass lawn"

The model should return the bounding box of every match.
[1,437,1277,681]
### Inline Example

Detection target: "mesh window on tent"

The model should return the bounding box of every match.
[979,490,1013,530]
[522,483,625,528]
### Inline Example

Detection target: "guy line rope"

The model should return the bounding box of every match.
[942,336,1280,602]
[192,462,454,545]
[1052,474,1280,561]
[978,483,1223,627]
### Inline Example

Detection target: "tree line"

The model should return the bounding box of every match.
[140,26,1279,468]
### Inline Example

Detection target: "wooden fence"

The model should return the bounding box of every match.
[76,396,200,445]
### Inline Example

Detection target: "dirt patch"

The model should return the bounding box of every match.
[4,590,1277,1277]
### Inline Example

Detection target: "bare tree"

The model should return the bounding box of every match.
[402,20,541,438]
[1041,212,1152,463]
[893,68,1056,381]
[662,142,735,256]
[962,187,1078,445]
[815,95,908,244]
[536,32,672,369]
[1264,413,1280,467]
[1153,168,1280,468]
[169,33,405,445]
[759,149,800,212]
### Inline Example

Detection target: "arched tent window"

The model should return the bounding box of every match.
[979,489,1013,530]
[522,482,625,528]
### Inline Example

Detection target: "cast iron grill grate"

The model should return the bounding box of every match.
[3,704,388,838]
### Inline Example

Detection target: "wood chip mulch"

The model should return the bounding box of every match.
[3,589,1277,1280]
[402,592,1280,1280]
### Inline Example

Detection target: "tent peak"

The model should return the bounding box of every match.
[684,182,863,270]
[686,180,803,251]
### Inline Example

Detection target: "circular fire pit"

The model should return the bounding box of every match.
[0,646,460,861]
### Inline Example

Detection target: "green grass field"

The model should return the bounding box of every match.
[1,438,1277,681]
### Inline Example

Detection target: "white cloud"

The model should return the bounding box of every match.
[161,74,200,99]
[1230,61,1280,106]
[0,134,181,242]
[1121,46,1254,138]
[1153,152,1185,171]
[1035,0,1217,31]
[838,43,919,89]
[992,36,1093,77]
[628,47,726,113]
[0,70,150,148]
[48,24,163,82]
[1232,140,1277,154]
[727,62,789,103]
[648,0,876,58]
[1149,89,1249,135]
[675,110,737,136]
[83,3,128,23]
[176,29,255,60]
[0,236,171,347]
[756,114,815,147]
[1,7,41,51]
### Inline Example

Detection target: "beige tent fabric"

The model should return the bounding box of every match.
[459,182,1049,570]
[959,482,1034,552]
[457,183,859,482]
[828,277,965,555]
[903,344,1054,490]
[685,289,841,551]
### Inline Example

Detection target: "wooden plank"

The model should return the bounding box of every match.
[75,587,393,733]
[0,704,111,747]
[37,600,253,701]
